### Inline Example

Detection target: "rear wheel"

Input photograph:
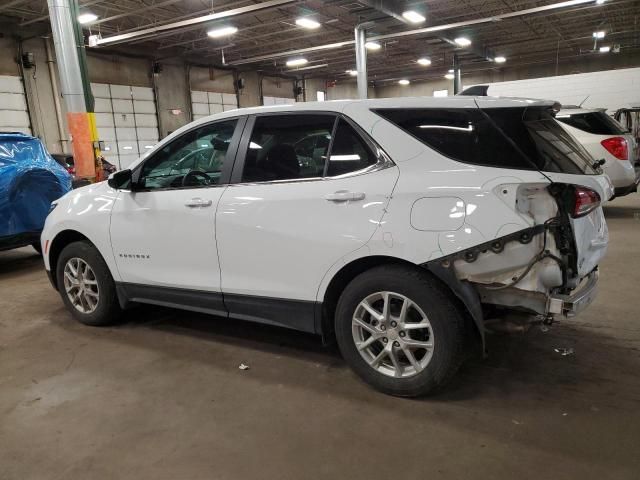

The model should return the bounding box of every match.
[335,265,466,397]
[56,241,122,326]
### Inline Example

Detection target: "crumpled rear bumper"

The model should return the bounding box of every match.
[547,270,599,317]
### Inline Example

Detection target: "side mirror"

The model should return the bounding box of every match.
[107,169,133,190]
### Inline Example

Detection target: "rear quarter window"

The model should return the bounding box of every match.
[556,112,626,135]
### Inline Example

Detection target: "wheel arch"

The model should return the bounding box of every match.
[319,255,484,350]
[48,230,95,290]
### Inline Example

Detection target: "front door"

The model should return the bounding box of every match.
[110,118,243,295]
[216,113,399,332]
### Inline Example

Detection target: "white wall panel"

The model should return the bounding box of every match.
[115,127,137,141]
[91,83,110,98]
[138,140,157,153]
[192,103,209,115]
[111,99,134,114]
[110,84,132,99]
[222,104,236,112]
[479,67,640,113]
[208,92,223,104]
[136,127,159,140]
[0,75,30,134]
[95,113,114,128]
[209,103,224,114]
[133,100,155,114]
[98,127,116,141]
[134,114,158,127]
[117,141,138,155]
[113,113,135,127]
[191,91,208,103]
[222,93,237,105]
[94,97,112,113]
[131,86,154,101]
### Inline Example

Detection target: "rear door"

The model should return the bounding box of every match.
[216,113,398,332]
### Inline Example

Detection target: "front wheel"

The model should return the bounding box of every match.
[335,265,466,397]
[56,241,122,326]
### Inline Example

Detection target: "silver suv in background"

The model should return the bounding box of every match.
[556,107,639,197]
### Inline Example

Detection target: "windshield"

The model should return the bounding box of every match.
[556,111,628,135]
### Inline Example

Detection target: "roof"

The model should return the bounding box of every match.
[557,107,608,115]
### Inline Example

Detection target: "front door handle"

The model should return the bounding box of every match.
[185,197,213,208]
[324,191,366,202]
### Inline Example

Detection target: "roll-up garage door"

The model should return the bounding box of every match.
[0,75,31,135]
[191,91,237,121]
[92,83,159,169]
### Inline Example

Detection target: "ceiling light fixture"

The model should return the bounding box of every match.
[454,37,471,47]
[445,73,455,80]
[494,56,506,63]
[286,57,309,66]
[77,13,98,24]
[596,0,606,4]
[346,69,358,76]
[417,57,431,66]
[365,41,381,50]
[207,26,238,38]
[295,17,321,29]
[402,10,426,23]
[599,45,610,53]
[398,79,410,85]
[592,31,605,39]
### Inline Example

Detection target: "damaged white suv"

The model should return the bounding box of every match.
[41,97,611,396]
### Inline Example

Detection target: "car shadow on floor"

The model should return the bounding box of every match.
[0,249,43,278]
[71,303,640,405]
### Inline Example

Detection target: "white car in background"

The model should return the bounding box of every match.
[556,107,639,197]
[41,97,610,396]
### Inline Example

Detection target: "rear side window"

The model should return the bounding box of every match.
[375,107,596,174]
[556,112,626,135]
[327,119,376,176]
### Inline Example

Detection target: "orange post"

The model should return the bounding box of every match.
[66,111,96,179]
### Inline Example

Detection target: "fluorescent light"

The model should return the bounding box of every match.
[345,69,357,76]
[365,41,381,50]
[398,79,410,85]
[402,10,426,23]
[445,73,455,80]
[494,56,506,63]
[454,37,471,47]
[599,46,610,53]
[296,17,321,29]
[77,13,98,24]
[596,0,606,4]
[286,57,308,67]
[417,57,431,66]
[448,69,454,73]
[592,31,605,39]
[207,26,238,38]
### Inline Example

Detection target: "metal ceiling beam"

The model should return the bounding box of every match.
[94,0,297,46]
[227,0,597,66]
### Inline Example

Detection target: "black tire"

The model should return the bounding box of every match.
[335,264,466,397]
[55,240,122,326]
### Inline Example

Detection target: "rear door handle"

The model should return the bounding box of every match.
[324,191,366,202]
[185,197,213,208]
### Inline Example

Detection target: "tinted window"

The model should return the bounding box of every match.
[327,119,377,176]
[242,114,335,182]
[557,111,626,135]
[375,107,596,174]
[139,120,237,190]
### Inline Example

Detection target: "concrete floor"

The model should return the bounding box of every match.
[1,196,639,480]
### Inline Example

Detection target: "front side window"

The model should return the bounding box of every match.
[138,119,237,190]
[241,114,336,182]
[375,107,596,174]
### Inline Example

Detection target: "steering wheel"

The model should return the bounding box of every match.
[182,169,212,187]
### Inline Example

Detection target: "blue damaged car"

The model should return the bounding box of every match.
[0,132,71,253]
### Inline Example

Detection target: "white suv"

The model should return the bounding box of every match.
[556,107,639,197]
[42,97,611,396]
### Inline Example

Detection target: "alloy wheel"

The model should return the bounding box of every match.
[352,291,434,378]
[63,257,100,314]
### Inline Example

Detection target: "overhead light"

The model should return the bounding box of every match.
[345,69,357,76]
[596,0,606,4]
[207,26,238,38]
[448,69,454,73]
[599,46,611,53]
[592,31,605,39]
[295,17,321,29]
[494,56,506,63]
[417,57,431,66]
[402,10,426,23]
[454,37,472,47]
[365,41,381,50]
[77,13,98,24]
[286,57,308,67]
[398,79,410,85]
[445,73,455,80]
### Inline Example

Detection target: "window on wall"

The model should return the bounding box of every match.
[433,89,448,97]
[139,119,238,190]
[242,115,335,182]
